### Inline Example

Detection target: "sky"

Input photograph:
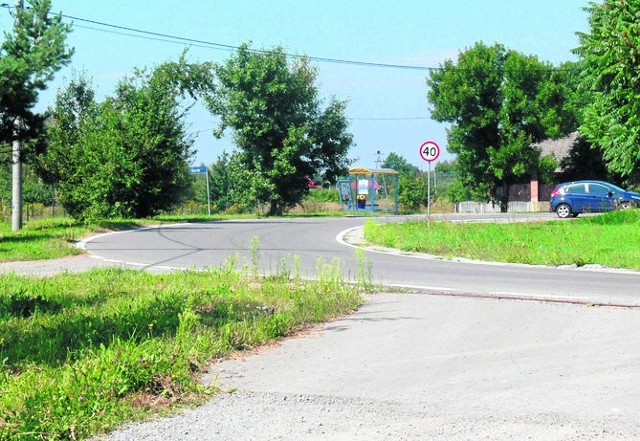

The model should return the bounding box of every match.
[2,0,590,170]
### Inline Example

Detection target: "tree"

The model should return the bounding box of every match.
[398,172,427,211]
[427,42,577,209]
[575,0,640,185]
[1,165,54,205]
[379,152,422,210]
[0,0,73,229]
[40,60,203,220]
[205,44,353,215]
[381,152,420,175]
[206,150,260,213]
[0,0,73,145]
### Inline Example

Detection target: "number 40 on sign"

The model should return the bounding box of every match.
[419,141,440,163]
[419,140,440,223]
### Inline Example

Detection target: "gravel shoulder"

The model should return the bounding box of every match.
[105,293,640,441]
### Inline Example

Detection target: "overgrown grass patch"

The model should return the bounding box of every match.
[0,265,364,440]
[364,210,640,270]
[0,218,93,262]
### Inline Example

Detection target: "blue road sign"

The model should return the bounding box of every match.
[189,166,207,173]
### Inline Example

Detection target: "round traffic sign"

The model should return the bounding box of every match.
[419,141,440,162]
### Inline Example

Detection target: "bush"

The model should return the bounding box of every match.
[305,188,340,204]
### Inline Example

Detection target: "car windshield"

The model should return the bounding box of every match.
[607,182,626,193]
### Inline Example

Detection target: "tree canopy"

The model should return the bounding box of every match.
[575,0,640,185]
[427,42,578,206]
[205,150,260,213]
[381,152,420,175]
[205,44,353,215]
[0,0,73,155]
[41,59,205,220]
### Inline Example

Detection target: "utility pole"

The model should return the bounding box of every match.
[11,0,24,231]
[375,150,383,169]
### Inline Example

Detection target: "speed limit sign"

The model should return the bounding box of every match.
[419,141,440,163]
[419,140,440,223]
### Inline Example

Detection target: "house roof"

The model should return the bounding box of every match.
[533,132,580,172]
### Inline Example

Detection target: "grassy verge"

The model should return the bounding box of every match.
[0,261,364,440]
[364,210,640,270]
[0,218,93,262]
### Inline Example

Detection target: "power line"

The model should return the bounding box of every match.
[58,13,582,73]
[1,3,580,74]
[55,9,438,71]
[72,23,227,52]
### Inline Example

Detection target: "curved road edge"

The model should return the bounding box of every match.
[337,225,640,308]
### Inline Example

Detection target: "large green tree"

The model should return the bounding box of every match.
[427,42,577,207]
[41,60,206,220]
[575,0,640,184]
[206,44,353,216]
[0,0,73,148]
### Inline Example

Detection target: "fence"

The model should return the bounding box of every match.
[454,200,549,213]
[0,203,68,223]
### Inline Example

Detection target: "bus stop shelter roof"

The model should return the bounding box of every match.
[348,167,399,175]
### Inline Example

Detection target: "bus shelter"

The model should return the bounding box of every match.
[337,167,399,213]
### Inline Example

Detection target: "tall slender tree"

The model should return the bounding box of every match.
[0,0,73,229]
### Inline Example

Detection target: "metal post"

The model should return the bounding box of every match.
[394,174,399,214]
[427,162,431,225]
[370,174,375,212]
[11,0,24,231]
[205,167,211,216]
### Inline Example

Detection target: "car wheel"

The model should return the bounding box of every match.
[556,203,572,218]
[620,201,631,210]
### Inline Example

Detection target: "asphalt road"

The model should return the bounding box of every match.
[5,213,640,439]
[79,212,640,306]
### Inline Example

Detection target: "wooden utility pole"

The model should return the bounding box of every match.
[11,0,24,231]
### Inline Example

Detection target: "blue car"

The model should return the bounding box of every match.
[550,180,640,218]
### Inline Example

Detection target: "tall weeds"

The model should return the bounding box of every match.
[0,253,363,440]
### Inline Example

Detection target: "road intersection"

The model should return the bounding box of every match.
[3,214,640,439]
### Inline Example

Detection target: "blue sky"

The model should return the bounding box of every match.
[4,0,590,170]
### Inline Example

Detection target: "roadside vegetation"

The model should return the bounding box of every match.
[0,255,367,440]
[364,210,640,270]
[0,218,90,262]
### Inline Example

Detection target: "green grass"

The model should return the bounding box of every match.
[364,210,640,270]
[0,263,364,440]
[0,218,92,262]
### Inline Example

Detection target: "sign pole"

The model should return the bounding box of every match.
[427,161,431,224]
[205,167,211,216]
[419,140,441,226]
